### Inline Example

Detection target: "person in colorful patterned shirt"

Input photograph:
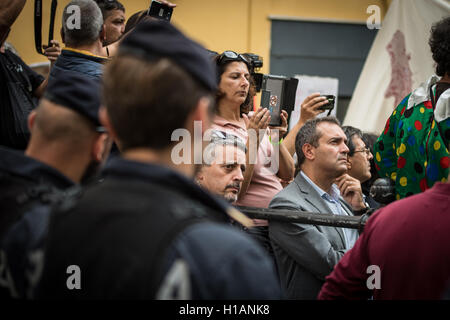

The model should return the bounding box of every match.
[374,16,450,200]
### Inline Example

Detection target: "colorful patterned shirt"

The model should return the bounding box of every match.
[374,76,450,199]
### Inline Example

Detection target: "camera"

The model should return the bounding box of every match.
[260,75,299,127]
[147,1,173,22]
[242,53,264,92]
[318,95,335,111]
[242,53,298,127]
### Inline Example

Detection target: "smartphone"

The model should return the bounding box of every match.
[260,75,285,127]
[319,95,335,111]
[147,1,173,22]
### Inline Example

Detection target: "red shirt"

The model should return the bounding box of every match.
[318,182,450,300]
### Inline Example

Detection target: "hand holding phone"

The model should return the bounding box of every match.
[318,95,335,111]
[147,1,173,21]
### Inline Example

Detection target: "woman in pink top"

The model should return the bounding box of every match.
[212,51,295,255]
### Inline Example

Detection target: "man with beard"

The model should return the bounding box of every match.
[0,71,110,299]
[196,131,246,204]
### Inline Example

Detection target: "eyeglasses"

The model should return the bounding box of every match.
[353,147,371,156]
[217,51,250,66]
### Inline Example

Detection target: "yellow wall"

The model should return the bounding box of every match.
[8,0,389,73]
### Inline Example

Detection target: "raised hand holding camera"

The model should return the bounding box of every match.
[147,0,175,21]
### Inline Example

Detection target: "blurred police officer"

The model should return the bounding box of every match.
[0,71,110,298]
[36,20,280,300]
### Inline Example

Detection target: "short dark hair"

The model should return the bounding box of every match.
[94,0,125,19]
[295,117,341,167]
[103,55,213,151]
[214,55,255,116]
[123,11,159,35]
[429,16,450,77]
[342,126,364,156]
[62,0,103,48]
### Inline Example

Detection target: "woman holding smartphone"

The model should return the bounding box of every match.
[212,51,295,256]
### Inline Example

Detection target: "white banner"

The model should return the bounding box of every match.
[343,0,450,134]
[289,75,339,130]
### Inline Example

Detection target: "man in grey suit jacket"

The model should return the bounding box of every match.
[269,117,368,299]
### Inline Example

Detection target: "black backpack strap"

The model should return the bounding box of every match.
[34,0,58,55]
[48,0,58,47]
[34,0,43,55]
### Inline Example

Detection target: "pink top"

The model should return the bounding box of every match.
[212,116,284,226]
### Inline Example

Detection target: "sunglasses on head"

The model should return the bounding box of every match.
[217,51,250,66]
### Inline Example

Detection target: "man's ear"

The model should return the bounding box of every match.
[347,157,353,170]
[195,168,205,183]
[185,97,212,134]
[100,24,107,42]
[302,143,315,161]
[92,133,111,163]
[28,110,37,131]
[99,106,121,151]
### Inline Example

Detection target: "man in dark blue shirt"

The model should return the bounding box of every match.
[51,0,108,80]
[37,20,280,300]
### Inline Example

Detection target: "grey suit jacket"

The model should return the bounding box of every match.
[268,173,354,300]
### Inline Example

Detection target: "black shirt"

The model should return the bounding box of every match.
[0,49,44,149]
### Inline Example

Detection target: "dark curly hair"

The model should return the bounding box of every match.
[214,55,255,117]
[429,16,450,77]
[94,0,125,19]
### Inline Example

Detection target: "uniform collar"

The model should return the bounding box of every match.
[61,48,109,63]
[0,146,75,189]
[102,157,232,222]
[300,171,341,203]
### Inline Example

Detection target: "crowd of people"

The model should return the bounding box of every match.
[0,0,449,300]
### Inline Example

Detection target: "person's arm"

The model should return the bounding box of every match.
[276,141,295,181]
[269,110,295,181]
[239,108,270,199]
[269,197,347,280]
[0,0,26,46]
[283,93,328,156]
[33,40,62,98]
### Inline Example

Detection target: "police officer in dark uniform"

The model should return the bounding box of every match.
[36,21,281,299]
[0,71,110,298]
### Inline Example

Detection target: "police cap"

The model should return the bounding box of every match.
[44,70,104,130]
[119,20,217,92]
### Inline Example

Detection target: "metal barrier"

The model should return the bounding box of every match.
[237,206,372,232]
